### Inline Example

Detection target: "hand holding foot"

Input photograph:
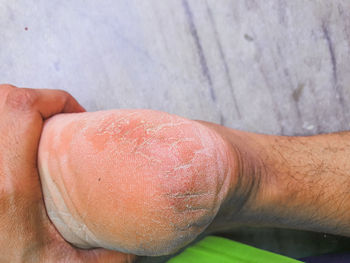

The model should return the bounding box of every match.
[8,84,348,259]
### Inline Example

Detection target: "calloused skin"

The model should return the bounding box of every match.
[38,108,235,256]
[2,84,350,261]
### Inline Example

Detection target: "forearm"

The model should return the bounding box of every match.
[207,124,350,236]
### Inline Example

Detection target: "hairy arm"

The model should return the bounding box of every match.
[202,122,350,236]
[256,131,350,235]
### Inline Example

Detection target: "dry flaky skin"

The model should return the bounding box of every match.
[38,109,233,256]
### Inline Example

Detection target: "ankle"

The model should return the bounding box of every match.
[205,128,270,232]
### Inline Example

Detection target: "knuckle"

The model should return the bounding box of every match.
[5,88,38,111]
[55,89,72,105]
[58,89,70,96]
[57,89,71,99]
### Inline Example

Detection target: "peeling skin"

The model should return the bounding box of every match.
[38,109,232,256]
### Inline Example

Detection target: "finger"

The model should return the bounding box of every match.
[5,88,86,119]
[34,89,86,118]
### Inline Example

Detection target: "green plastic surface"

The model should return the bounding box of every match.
[167,236,304,263]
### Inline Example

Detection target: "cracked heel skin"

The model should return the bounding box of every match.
[38,109,233,256]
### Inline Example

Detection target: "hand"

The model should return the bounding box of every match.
[0,85,136,263]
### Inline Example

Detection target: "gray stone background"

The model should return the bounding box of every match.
[1,0,350,262]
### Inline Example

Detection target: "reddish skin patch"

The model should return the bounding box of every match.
[38,109,233,256]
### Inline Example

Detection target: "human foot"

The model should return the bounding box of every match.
[38,109,236,256]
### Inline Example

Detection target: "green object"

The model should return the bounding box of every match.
[167,236,304,263]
